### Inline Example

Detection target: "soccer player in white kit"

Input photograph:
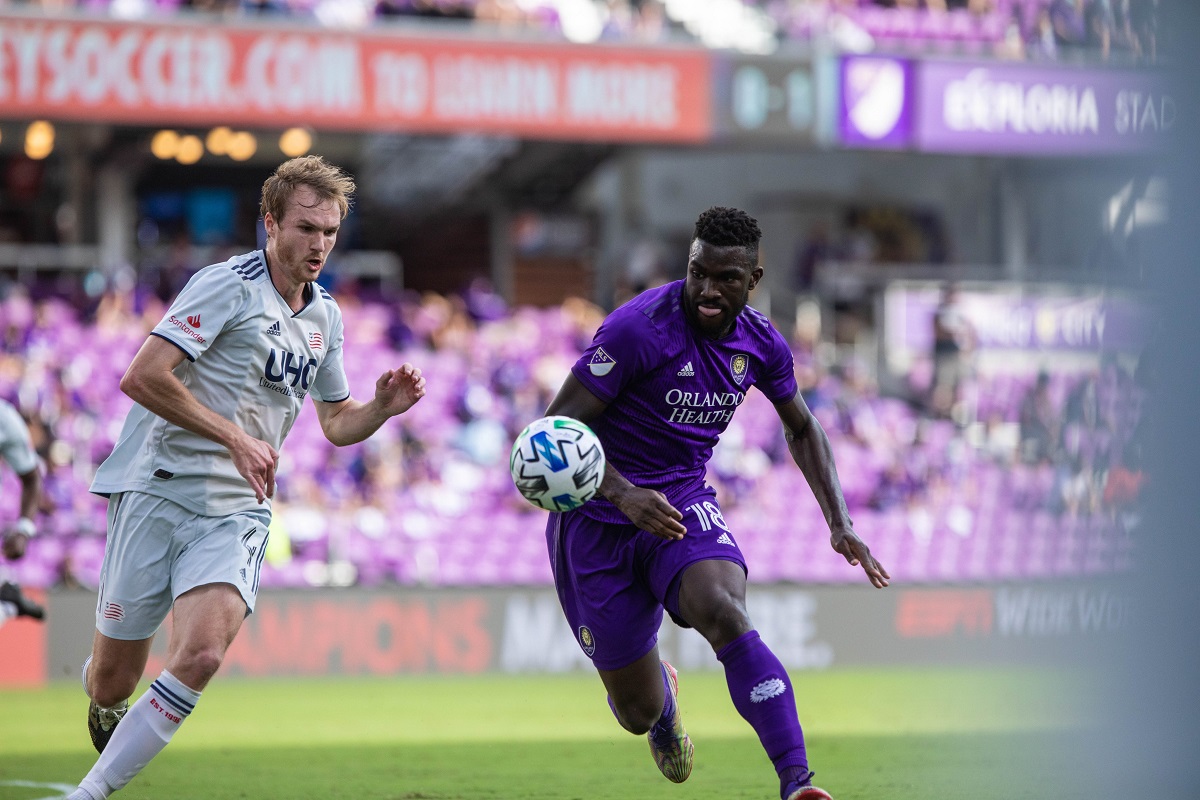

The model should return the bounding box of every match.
[67,156,427,800]
[0,397,46,622]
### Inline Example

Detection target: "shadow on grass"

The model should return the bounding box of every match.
[1,729,1094,800]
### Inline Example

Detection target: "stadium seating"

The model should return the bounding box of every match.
[0,285,1141,590]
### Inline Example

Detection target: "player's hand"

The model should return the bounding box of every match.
[229,433,279,504]
[613,487,687,541]
[830,526,890,588]
[2,532,28,560]
[374,364,426,417]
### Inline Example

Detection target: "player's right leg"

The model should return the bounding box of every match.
[599,653,694,783]
[545,510,692,782]
[83,631,153,753]
[70,584,248,800]
[80,491,175,758]
[68,493,265,799]
[597,648,666,734]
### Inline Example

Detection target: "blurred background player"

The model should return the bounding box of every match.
[0,397,46,623]
[928,283,976,421]
[540,207,888,800]
[66,156,427,800]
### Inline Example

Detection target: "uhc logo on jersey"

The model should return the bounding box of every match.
[260,348,317,398]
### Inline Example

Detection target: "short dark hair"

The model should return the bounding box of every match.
[693,207,761,250]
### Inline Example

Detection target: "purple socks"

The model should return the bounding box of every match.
[650,661,678,734]
[717,630,811,798]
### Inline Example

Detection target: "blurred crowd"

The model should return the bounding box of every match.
[0,265,1144,589]
[1011,356,1147,519]
[0,0,683,44]
[772,0,1160,62]
[0,0,1158,60]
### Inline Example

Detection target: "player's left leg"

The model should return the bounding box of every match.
[676,559,824,800]
[68,583,248,800]
[544,510,692,782]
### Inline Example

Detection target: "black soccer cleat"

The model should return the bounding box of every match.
[88,700,128,754]
[0,581,45,620]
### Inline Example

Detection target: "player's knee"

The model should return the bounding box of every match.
[89,665,139,707]
[171,646,225,686]
[614,695,661,735]
[695,601,753,651]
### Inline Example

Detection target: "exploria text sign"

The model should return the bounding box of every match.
[913,60,1170,156]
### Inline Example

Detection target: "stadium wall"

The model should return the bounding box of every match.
[1,583,1132,686]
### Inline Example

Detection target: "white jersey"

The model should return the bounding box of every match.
[0,399,37,476]
[91,251,350,516]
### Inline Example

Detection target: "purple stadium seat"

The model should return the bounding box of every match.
[5,293,1139,590]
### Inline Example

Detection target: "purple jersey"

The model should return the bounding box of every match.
[572,280,797,523]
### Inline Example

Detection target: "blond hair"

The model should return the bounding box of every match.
[260,155,356,223]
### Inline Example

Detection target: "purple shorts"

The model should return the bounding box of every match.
[545,487,747,671]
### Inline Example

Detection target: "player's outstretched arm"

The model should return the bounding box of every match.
[545,374,685,540]
[774,390,890,588]
[123,335,280,503]
[314,364,426,447]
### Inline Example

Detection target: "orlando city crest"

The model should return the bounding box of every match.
[730,353,749,385]
[578,626,597,657]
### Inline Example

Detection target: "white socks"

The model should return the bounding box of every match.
[0,601,16,622]
[70,669,201,800]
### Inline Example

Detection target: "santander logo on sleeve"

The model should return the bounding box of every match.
[167,312,206,344]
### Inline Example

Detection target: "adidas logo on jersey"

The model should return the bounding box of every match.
[265,321,281,336]
[717,532,734,546]
[677,362,695,377]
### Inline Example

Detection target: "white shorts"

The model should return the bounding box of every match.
[96,491,271,640]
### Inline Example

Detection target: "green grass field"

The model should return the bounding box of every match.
[1,667,1101,800]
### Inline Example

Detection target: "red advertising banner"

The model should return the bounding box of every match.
[0,14,712,142]
[32,583,1131,685]
[0,588,46,687]
[147,595,496,677]
[895,589,994,638]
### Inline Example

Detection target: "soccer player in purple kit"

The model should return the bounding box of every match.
[542,207,889,800]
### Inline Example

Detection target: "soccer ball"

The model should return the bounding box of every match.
[510,416,606,512]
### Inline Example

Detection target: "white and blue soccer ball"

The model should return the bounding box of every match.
[510,416,606,512]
